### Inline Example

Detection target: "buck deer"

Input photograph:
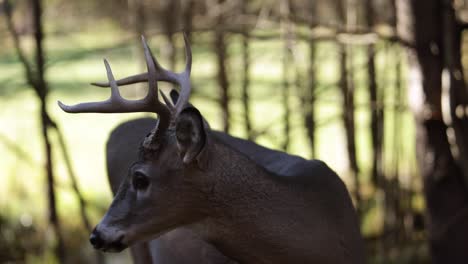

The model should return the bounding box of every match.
[58,35,365,263]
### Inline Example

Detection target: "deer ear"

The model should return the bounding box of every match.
[175,108,206,165]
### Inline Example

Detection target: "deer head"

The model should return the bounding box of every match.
[59,35,213,252]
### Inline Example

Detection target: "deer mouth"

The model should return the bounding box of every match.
[101,238,128,253]
[90,229,128,253]
[92,239,128,253]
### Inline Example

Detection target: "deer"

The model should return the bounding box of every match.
[58,35,365,263]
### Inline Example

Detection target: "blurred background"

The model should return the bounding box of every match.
[1,0,468,263]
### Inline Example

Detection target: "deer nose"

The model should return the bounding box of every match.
[90,229,104,249]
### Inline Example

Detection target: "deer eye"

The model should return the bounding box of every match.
[132,171,149,190]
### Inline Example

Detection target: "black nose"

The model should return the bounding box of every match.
[90,229,103,249]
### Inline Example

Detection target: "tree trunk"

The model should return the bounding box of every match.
[441,0,468,190]
[393,46,406,242]
[365,0,383,188]
[408,0,468,262]
[304,0,317,157]
[280,0,292,151]
[215,0,230,133]
[31,0,66,261]
[128,0,147,96]
[182,0,195,41]
[161,0,179,70]
[128,0,146,41]
[241,0,253,140]
[339,43,361,214]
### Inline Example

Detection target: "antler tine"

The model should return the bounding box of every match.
[141,36,158,100]
[144,33,192,115]
[140,36,172,129]
[90,33,193,116]
[58,59,130,113]
[182,33,192,74]
[160,90,175,112]
[91,72,148,87]
[92,35,184,89]
[173,33,192,115]
[105,59,122,100]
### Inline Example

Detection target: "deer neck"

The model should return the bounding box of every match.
[191,140,317,263]
[203,139,278,211]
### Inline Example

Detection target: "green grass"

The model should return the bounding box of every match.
[0,28,420,262]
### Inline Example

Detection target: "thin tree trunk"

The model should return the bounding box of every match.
[4,1,100,261]
[303,42,316,157]
[365,0,382,188]
[53,126,91,231]
[40,110,65,262]
[161,0,179,70]
[304,0,317,157]
[31,0,65,261]
[391,0,406,243]
[182,0,195,41]
[280,0,291,151]
[52,124,106,263]
[134,0,145,39]
[241,0,253,140]
[215,0,230,133]
[380,43,393,255]
[368,44,382,186]
[339,44,361,214]
[442,0,468,190]
[393,45,405,241]
[334,0,361,216]
[128,0,146,96]
[383,44,404,247]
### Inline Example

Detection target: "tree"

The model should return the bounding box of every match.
[406,0,468,262]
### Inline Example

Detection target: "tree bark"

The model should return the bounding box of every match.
[241,0,253,140]
[365,0,383,188]
[393,44,402,227]
[215,0,230,133]
[408,0,468,262]
[280,0,292,151]
[161,0,179,70]
[31,0,66,261]
[304,0,317,157]
[337,0,361,214]
[182,0,195,41]
[128,0,146,41]
[128,0,147,95]
[339,43,361,214]
[441,0,468,190]
[4,1,100,261]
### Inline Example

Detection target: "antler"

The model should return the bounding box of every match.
[58,34,193,132]
[91,33,192,116]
